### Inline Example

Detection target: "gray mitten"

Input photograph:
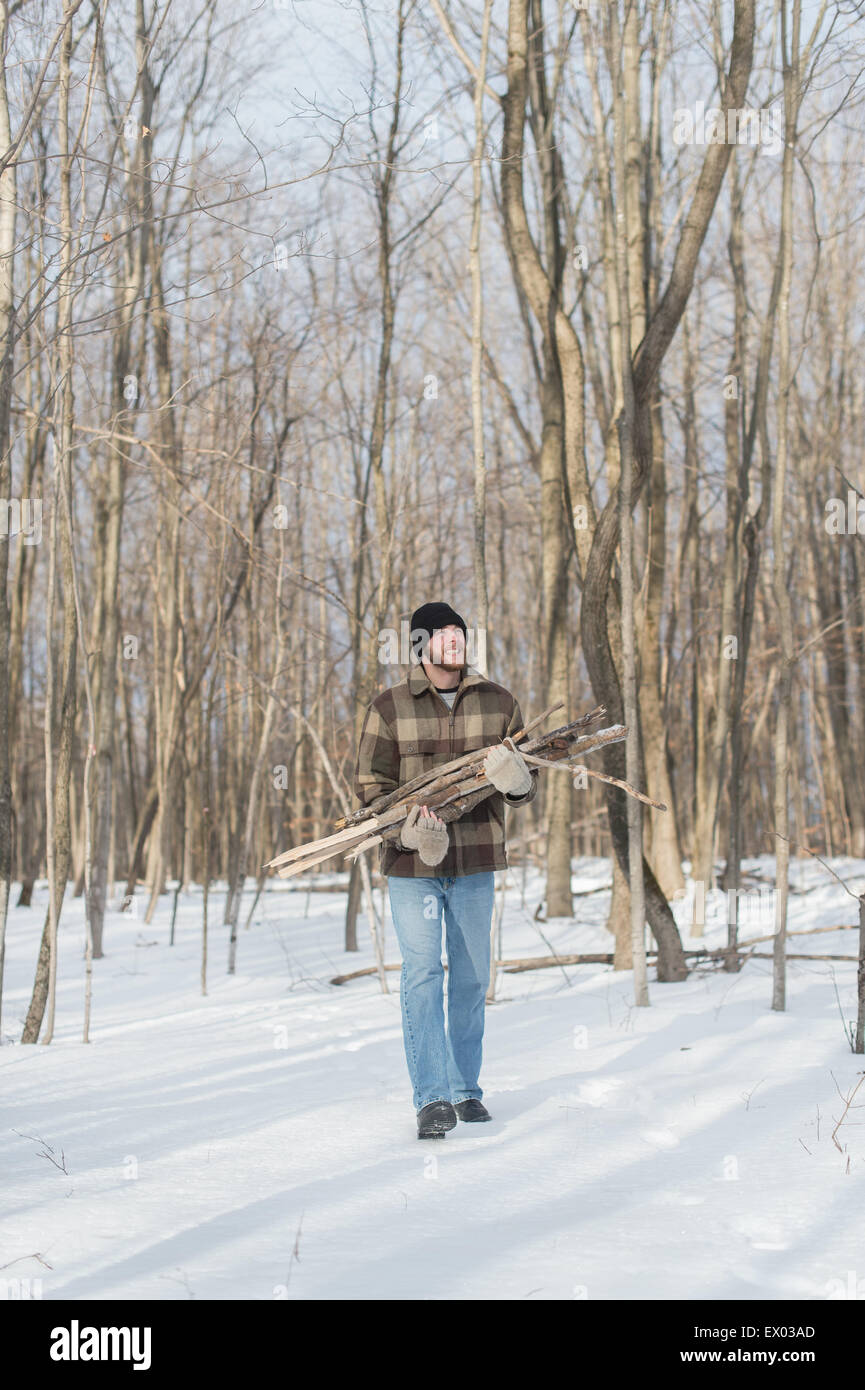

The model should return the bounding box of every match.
[483,743,533,796]
[399,804,449,866]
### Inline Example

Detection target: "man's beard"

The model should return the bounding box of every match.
[425,649,463,669]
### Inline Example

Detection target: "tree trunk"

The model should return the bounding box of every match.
[771,0,802,1012]
[470,0,493,680]
[0,0,16,1040]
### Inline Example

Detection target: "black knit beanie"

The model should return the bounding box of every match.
[410,602,467,660]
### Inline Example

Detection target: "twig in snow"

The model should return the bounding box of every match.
[829,1071,865,1153]
[12,1129,68,1173]
[0,1251,53,1270]
[286,1209,304,1290]
[741,1078,766,1111]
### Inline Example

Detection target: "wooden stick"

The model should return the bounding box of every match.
[274,829,377,877]
[731,951,858,962]
[516,748,666,810]
[329,943,861,983]
[347,703,606,826]
[284,728,630,874]
[698,922,861,950]
[263,818,384,869]
[333,700,587,829]
[510,699,568,741]
[574,766,666,810]
[268,707,621,876]
[501,951,859,973]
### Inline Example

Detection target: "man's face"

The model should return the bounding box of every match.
[426,624,465,669]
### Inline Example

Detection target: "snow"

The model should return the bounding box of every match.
[1,855,863,1301]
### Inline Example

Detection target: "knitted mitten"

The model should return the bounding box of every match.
[399,804,449,866]
[483,744,533,797]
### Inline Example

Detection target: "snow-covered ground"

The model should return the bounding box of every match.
[1,855,863,1301]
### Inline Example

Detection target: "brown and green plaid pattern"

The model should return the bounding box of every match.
[353,662,539,878]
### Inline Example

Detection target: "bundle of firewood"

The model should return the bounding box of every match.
[263,702,665,880]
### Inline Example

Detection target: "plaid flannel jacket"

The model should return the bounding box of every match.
[353,662,539,878]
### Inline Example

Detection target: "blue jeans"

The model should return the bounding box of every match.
[386,872,496,1111]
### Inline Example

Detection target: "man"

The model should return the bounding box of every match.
[353,601,539,1139]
